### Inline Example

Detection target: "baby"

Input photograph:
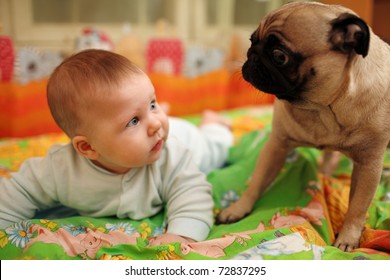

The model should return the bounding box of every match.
[0,49,233,245]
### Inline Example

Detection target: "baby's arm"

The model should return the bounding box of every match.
[160,139,214,242]
[0,156,57,228]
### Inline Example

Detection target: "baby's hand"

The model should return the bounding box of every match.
[148,233,195,247]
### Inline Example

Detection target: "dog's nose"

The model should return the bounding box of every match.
[247,43,263,61]
[247,47,254,58]
[247,48,259,61]
[246,46,259,59]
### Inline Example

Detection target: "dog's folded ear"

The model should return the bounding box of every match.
[329,13,370,57]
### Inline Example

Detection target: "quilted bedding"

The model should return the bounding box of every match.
[0,106,389,260]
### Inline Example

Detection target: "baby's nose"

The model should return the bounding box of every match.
[148,118,162,135]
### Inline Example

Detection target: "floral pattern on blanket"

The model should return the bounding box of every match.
[0,107,389,260]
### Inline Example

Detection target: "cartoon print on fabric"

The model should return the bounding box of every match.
[180,222,266,258]
[233,232,325,260]
[24,224,140,259]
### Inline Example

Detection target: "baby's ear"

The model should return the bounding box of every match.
[72,136,99,160]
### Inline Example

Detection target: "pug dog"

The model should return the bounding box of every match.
[217,2,390,252]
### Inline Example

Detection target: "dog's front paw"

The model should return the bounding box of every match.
[333,226,363,252]
[216,199,253,224]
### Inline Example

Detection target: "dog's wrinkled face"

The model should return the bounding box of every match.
[242,2,370,104]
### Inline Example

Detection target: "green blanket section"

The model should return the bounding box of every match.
[1,128,389,260]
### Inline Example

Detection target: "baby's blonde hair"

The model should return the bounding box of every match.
[47,49,143,138]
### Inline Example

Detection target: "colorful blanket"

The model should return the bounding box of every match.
[0,106,389,260]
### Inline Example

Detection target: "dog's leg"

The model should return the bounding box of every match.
[333,155,383,252]
[217,134,291,224]
[319,150,341,177]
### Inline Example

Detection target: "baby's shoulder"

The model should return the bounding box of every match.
[157,137,195,171]
[47,142,73,153]
[164,137,191,157]
[45,142,82,166]
[46,142,76,158]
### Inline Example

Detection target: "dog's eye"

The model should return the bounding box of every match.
[272,49,289,66]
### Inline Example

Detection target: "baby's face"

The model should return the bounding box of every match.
[82,73,169,174]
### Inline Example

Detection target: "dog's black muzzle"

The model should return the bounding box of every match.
[242,45,303,102]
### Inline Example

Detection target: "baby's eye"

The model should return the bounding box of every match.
[150,100,156,111]
[127,117,139,127]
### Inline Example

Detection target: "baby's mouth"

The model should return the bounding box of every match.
[151,139,163,152]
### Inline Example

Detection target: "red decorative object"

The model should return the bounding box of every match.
[0,35,14,82]
[146,39,183,75]
[75,28,114,52]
